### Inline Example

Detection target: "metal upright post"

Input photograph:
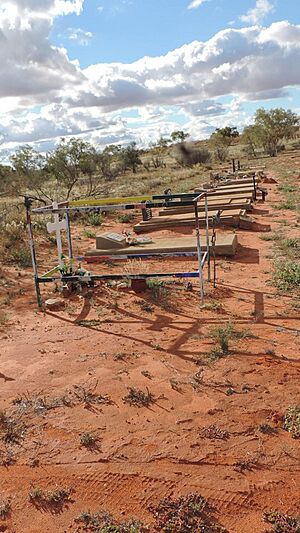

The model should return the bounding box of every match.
[253,174,257,201]
[25,197,43,308]
[66,212,73,260]
[194,196,204,305]
[204,194,211,282]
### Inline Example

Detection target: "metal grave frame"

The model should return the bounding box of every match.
[25,191,211,308]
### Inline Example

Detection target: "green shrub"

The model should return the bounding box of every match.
[272,261,300,291]
[88,213,103,226]
[118,213,135,223]
[11,246,32,268]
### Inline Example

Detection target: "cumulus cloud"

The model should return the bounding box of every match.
[0,0,83,101]
[2,18,300,154]
[66,27,92,45]
[187,0,209,9]
[240,0,273,25]
[66,23,300,112]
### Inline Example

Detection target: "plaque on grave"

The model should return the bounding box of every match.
[96,232,127,250]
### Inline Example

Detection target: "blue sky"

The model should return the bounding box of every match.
[0,0,300,155]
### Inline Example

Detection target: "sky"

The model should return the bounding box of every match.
[0,0,300,158]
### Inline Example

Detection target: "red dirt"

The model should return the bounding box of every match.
[0,178,299,532]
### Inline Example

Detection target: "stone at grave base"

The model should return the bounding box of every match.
[45,298,65,311]
[96,232,126,250]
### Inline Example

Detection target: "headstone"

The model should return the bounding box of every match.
[96,232,127,250]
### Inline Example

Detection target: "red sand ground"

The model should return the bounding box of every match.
[0,179,299,532]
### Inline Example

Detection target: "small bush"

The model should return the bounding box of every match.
[80,432,98,448]
[201,424,229,440]
[84,229,96,239]
[275,199,296,210]
[0,500,11,519]
[29,487,73,510]
[148,493,226,532]
[283,406,300,438]
[11,246,32,268]
[272,261,300,291]
[118,213,135,223]
[263,509,300,532]
[88,213,104,226]
[146,279,175,311]
[75,511,145,532]
[214,146,229,162]
[123,387,155,407]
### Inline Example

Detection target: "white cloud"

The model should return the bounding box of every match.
[0,0,84,102]
[0,0,84,28]
[187,0,209,10]
[2,18,300,155]
[66,27,92,45]
[240,0,273,25]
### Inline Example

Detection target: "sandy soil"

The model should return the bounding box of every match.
[0,177,299,532]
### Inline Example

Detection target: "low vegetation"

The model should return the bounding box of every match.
[272,260,300,292]
[0,500,11,520]
[208,321,253,361]
[29,487,73,511]
[148,493,227,532]
[123,387,156,407]
[263,509,300,532]
[283,406,300,439]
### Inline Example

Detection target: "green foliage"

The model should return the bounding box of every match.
[121,142,142,173]
[88,212,103,226]
[275,198,296,210]
[11,246,32,268]
[149,493,226,532]
[118,213,135,223]
[272,261,300,291]
[84,229,96,239]
[10,145,51,200]
[171,130,190,143]
[283,406,300,438]
[47,137,98,199]
[243,108,300,157]
[214,126,239,140]
[76,511,145,532]
[209,321,253,361]
[263,509,300,532]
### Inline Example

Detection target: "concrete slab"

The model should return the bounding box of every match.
[134,208,246,233]
[86,233,238,258]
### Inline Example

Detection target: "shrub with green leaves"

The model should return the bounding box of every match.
[88,213,104,226]
[272,261,300,291]
[263,509,300,532]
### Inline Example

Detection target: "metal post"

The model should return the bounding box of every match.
[66,212,73,260]
[25,197,43,308]
[194,198,204,305]
[232,159,236,173]
[204,195,211,282]
[253,174,257,201]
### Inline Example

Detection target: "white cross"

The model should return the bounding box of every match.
[47,202,68,268]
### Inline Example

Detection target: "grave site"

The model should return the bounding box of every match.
[0,147,299,533]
